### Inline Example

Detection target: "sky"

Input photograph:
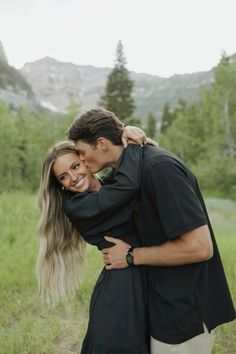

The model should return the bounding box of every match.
[0,0,236,77]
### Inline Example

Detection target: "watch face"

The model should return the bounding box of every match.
[126,253,133,265]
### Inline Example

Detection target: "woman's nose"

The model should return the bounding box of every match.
[70,171,78,181]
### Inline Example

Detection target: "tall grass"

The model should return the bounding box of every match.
[0,192,102,354]
[0,192,235,353]
[204,199,236,354]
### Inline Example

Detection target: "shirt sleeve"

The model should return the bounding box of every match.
[64,144,142,224]
[149,161,207,240]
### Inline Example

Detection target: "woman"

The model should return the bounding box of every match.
[37,140,149,353]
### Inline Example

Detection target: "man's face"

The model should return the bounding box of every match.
[74,140,107,173]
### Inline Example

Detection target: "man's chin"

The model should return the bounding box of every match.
[90,168,100,174]
[87,166,100,174]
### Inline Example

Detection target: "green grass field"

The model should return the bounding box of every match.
[0,192,235,354]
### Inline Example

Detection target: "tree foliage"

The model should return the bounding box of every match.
[160,53,236,197]
[0,103,81,192]
[146,112,157,138]
[160,99,186,134]
[0,59,33,96]
[1,53,236,197]
[100,40,135,123]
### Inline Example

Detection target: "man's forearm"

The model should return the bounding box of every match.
[133,225,213,266]
[102,225,213,269]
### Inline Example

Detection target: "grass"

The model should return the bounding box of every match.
[0,192,235,353]
[204,198,236,354]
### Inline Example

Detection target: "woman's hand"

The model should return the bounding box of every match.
[122,126,147,148]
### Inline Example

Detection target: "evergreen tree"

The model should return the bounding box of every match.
[160,103,173,133]
[15,107,33,182]
[100,40,135,122]
[1,51,236,197]
[159,53,236,197]
[146,112,156,138]
[211,53,236,158]
[124,117,142,126]
[0,101,21,191]
[160,100,187,134]
[160,103,205,164]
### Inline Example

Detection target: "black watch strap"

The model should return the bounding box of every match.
[126,246,135,266]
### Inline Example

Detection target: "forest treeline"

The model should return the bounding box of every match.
[0,102,80,191]
[159,54,236,197]
[0,52,235,197]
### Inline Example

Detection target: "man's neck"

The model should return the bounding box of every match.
[108,145,124,168]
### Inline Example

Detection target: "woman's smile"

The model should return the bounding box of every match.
[53,153,93,193]
[74,176,85,189]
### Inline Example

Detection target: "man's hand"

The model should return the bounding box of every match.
[122,126,147,148]
[102,236,131,270]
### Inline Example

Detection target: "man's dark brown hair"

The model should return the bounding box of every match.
[67,108,124,146]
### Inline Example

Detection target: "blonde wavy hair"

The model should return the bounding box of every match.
[37,141,86,303]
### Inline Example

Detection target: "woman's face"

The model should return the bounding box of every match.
[53,152,94,193]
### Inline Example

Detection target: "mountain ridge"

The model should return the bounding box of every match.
[20,56,214,121]
[0,41,8,63]
[0,40,224,119]
[0,42,40,111]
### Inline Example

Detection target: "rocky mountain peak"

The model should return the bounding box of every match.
[0,41,40,112]
[0,41,8,63]
[20,57,214,119]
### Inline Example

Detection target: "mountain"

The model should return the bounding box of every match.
[132,70,213,120]
[20,57,214,121]
[0,42,40,112]
[21,57,110,113]
[0,41,8,63]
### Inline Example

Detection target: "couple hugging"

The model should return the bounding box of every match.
[37,108,235,354]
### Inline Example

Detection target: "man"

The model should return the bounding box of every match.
[67,108,235,354]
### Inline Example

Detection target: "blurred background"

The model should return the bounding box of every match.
[0,1,235,353]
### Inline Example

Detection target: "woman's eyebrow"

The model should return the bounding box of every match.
[56,171,67,179]
[56,160,79,178]
[71,160,80,168]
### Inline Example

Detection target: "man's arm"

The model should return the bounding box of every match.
[102,224,213,270]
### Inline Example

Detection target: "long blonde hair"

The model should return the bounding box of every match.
[37,141,86,303]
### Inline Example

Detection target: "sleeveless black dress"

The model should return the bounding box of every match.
[65,145,149,354]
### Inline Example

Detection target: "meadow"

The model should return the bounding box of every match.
[0,192,235,354]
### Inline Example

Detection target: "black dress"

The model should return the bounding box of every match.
[65,145,149,354]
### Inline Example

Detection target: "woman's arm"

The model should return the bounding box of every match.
[65,144,142,224]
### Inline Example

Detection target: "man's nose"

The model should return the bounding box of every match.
[79,154,86,161]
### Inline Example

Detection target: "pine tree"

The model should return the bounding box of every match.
[0,102,21,190]
[160,103,173,133]
[146,112,156,138]
[100,40,135,122]
[160,100,187,134]
[212,53,236,158]
[159,53,236,196]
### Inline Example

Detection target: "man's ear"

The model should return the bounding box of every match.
[96,137,109,152]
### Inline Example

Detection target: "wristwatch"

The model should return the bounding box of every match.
[126,246,135,266]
